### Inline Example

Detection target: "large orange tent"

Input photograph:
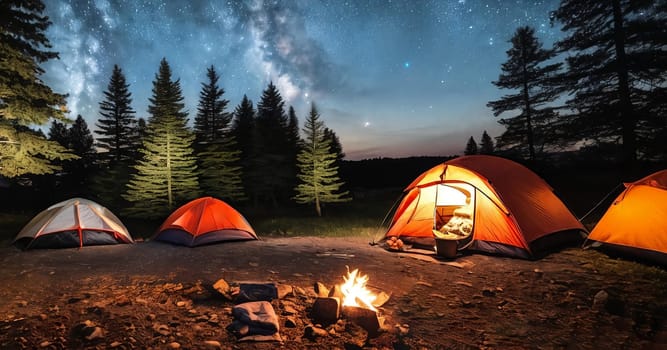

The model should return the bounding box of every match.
[154,197,258,247]
[586,170,667,265]
[13,198,134,249]
[383,155,585,259]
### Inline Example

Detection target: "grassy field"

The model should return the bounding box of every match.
[0,188,401,244]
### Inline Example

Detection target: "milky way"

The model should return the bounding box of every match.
[41,0,561,160]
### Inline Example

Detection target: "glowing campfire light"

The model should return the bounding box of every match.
[340,268,378,312]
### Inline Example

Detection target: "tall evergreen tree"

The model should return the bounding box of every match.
[0,0,76,178]
[123,58,199,218]
[479,130,495,155]
[286,106,302,195]
[323,127,345,165]
[294,103,350,216]
[253,82,292,206]
[230,95,256,202]
[92,65,137,209]
[552,0,667,166]
[487,26,562,161]
[48,115,96,197]
[464,136,478,155]
[48,120,69,148]
[194,66,231,146]
[95,64,137,166]
[65,115,96,194]
[194,66,243,201]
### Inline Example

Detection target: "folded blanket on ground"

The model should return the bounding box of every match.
[229,301,280,337]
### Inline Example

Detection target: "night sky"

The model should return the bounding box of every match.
[41,0,562,160]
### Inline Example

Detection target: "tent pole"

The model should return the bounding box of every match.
[578,183,623,223]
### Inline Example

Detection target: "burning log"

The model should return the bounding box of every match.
[342,306,383,337]
[311,297,340,325]
[310,267,391,338]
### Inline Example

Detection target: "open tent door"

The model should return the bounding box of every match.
[433,183,475,256]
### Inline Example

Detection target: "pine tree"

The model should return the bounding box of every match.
[194,66,231,146]
[194,66,243,201]
[230,95,256,202]
[253,81,292,206]
[95,65,137,166]
[552,0,667,166]
[479,130,495,155]
[48,120,69,148]
[48,116,96,197]
[294,103,350,216]
[123,58,199,218]
[487,26,562,161]
[286,106,302,197]
[65,115,96,194]
[92,65,138,209]
[323,127,345,165]
[464,136,478,155]
[0,0,76,178]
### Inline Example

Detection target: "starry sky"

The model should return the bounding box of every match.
[41,0,562,160]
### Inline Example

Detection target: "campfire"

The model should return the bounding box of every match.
[311,267,390,336]
[340,268,377,312]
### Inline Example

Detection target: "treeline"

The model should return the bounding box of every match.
[41,60,348,217]
[463,1,666,172]
[1,1,349,216]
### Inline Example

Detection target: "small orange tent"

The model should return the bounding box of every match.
[587,170,667,265]
[154,197,258,247]
[13,198,134,249]
[384,155,585,259]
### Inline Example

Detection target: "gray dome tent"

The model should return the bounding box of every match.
[13,198,134,249]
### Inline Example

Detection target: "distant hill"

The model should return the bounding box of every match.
[340,155,456,189]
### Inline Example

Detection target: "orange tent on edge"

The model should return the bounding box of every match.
[586,170,667,266]
[154,197,258,247]
[384,155,586,259]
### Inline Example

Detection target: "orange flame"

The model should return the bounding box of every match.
[340,267,377,311]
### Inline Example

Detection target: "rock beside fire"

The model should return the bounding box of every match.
[342,306,384,337]
[312,297,340,325]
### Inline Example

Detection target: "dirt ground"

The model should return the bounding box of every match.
[0,236,666,349]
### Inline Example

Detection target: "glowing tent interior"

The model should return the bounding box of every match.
[383,155,586,259]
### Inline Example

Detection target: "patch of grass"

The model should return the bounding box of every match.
[249,192,399,242]
[0,212,32,243]
[253,215,384,240]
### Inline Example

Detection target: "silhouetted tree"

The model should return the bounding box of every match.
[286,106,302,196]
[323,127,345,166]
[487,26,562,161]
[552,0,667,166]
[0,0,76,178]
[253,82,292,207]
[92,65,138,209]
[230,95,256,202]
[479,130,495,155]
[194,66,231,147]
[48,116,96,197]
[123,58,199,218]
[294,103,350,216]
[95,64,137,166]
[66,115,96,192]
[194,66,243,200]
[464,136,478,155]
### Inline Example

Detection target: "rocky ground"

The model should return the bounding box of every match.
[0,236,666,349]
